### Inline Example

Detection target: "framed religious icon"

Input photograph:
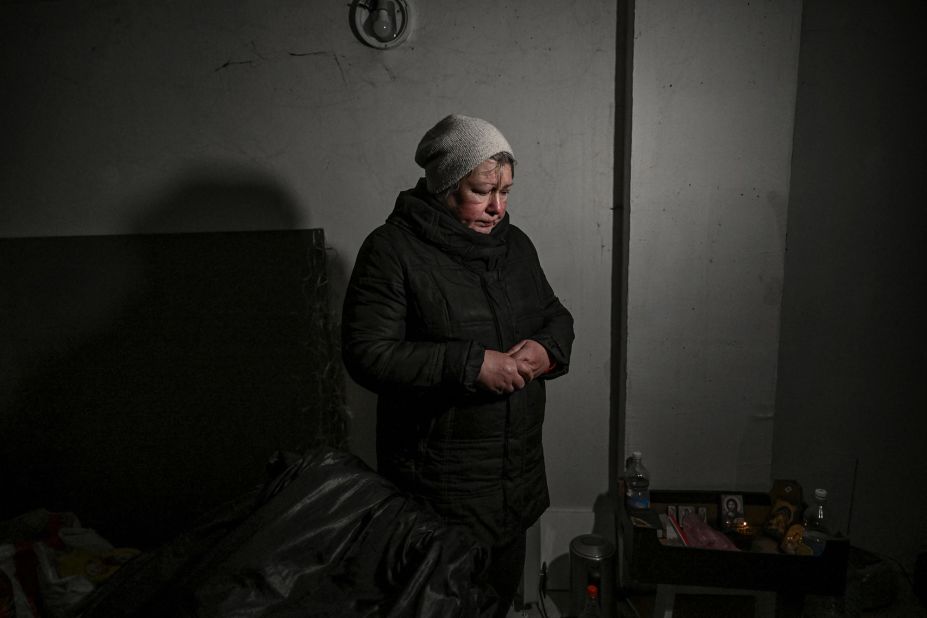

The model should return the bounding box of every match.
[720,494,745,529]
[678,505,695,523]
[697,506,708,523]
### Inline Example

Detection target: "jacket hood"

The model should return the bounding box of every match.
[387,178,509,265]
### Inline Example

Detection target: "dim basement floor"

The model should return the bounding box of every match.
[506,589,639,618]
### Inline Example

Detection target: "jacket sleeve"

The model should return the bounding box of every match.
[341,230,485,394]
[521,236,574,380]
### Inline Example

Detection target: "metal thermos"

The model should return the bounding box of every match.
[570,533,616,617]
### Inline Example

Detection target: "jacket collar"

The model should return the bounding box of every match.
[387,178,509,264]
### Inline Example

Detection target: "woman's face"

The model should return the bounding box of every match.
[446,159,513,234]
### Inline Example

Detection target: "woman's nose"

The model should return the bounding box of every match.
[487,192,502,213]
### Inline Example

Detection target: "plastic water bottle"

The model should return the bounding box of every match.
[803,488,831,556]
[624,451,650,510]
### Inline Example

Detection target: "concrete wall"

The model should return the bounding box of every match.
[625,0,803,490]
[773,0,927,568]
[1,0,615,572]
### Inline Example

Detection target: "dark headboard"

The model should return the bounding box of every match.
[0,229,345,547]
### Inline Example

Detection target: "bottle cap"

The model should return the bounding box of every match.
[814,488,827,500]
[586,584,599,599]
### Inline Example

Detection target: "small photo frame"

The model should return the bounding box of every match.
[666,505,678,521]
[678,505,695,523]
[697,506,708,523]
[720,494,745,528]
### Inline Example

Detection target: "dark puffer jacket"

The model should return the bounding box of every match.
[342,179,574,546]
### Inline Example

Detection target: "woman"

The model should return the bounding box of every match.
[342,114,574,616]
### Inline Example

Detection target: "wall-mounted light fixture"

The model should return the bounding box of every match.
[349,0,412,50]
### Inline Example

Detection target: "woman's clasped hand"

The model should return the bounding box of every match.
[476,340,552,394]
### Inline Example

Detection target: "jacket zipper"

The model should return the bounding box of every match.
[480,272,512,532]
[479,272,505,350]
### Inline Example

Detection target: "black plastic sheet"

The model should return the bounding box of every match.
[78,448,497,617]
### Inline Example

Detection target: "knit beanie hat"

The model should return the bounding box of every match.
[414,114,514,194]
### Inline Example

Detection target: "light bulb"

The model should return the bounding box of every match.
[371,2,395,42]
[350,0,410,49]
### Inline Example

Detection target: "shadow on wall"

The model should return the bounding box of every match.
[128,171,300,235]
[0,171,347,549]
